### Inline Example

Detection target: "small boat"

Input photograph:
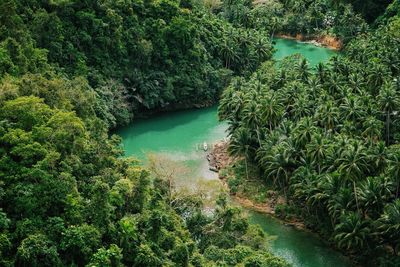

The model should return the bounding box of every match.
[209,167,218,173]
[203,142,208,151]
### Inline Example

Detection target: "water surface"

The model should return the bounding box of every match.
[274,38,336,66]
[116,38,351,267]
[117,106,227,184]
[250,211,351,267]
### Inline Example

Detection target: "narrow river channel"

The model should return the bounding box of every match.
[116,38,351,267]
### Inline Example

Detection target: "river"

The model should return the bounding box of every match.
[116,38,351,267]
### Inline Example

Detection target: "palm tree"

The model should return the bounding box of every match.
[358,176,393,219]
[336,141,369,212]
[220,38,239,69]
[362,116,383,142]
[377,82,400,145]
[334,212,371,251]
[269,16,280,40]
[260,93,285,131]
[259,140,297,198]
[348,72,365,94]
[306,133,329,174]
[218,87,235,121]
[243,100,262,145]
[368,63,390,96]
[316,62,326,83]
[387,149,400,198]
[369,141,388,175]
[254,36,271,63]
[376,200,400,255]
[228,127,253,180]
[297,58,310,83]
[339,95,366,123]
[328,187,355,221]
[291,96,312,122]
[326,72,344,97]
[307,76,322,100]
[315,100,339,132]
[309,2,323,30]
[293,116,316,149]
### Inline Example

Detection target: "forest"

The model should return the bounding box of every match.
[219,1,400,266]
[0,0,399,266]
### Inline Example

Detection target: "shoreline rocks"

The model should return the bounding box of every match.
[207,141,232,173]
[276,33,343,50]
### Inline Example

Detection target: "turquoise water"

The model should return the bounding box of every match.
[118,106,226,159]
[116,39,351,267]
[250,212,351,267]
[117,106,227,183]
[274,38,336,66]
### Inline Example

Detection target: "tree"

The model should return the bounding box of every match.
[387,149,400,198]
[16,234,61,267]
[260,93,285,131]
[315,100,340,132]
[87,244,123,267]
[334,212,371,251]
[362,116,383,142]
[377,200,400,255]
[60,224,101,266]
[358,176,392,218]
[378,82,400,145]
[229,127,253,180]
[243,100,262,145]
[293,117,317,149]
[147,153,189,205]
[306,133,329,174]
[0,96,52,130]
[336,141,369,212]
[259,141,297,198]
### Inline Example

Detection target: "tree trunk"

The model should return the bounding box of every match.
[270,28,276,42]
[353,181,360,213]
[245,157,249,181]
[386,111,390,145]
[256,126,261,146]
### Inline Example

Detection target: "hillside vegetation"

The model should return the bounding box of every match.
[219,2,400,266]
[0,0,399,266]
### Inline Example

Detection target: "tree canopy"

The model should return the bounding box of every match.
[219,9,400,265]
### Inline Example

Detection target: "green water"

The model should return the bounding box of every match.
[250,212,351,267]
[274,38,336,66]
[117,39,351,266]
[117,106,227,184]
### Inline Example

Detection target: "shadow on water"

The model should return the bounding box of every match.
[118,106,213,136]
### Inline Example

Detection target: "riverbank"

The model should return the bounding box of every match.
[134,99,216,119]
[209,141,359,266]
[208,141,306,230]
[276,33,343,50]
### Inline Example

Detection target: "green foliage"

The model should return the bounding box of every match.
[2,0,398,266]
[220,9,400,265]
[16,234,61,267]
[0,0,273,119]
[0,79,287,265]
[87,244,123,267]
[217,0,369,41]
